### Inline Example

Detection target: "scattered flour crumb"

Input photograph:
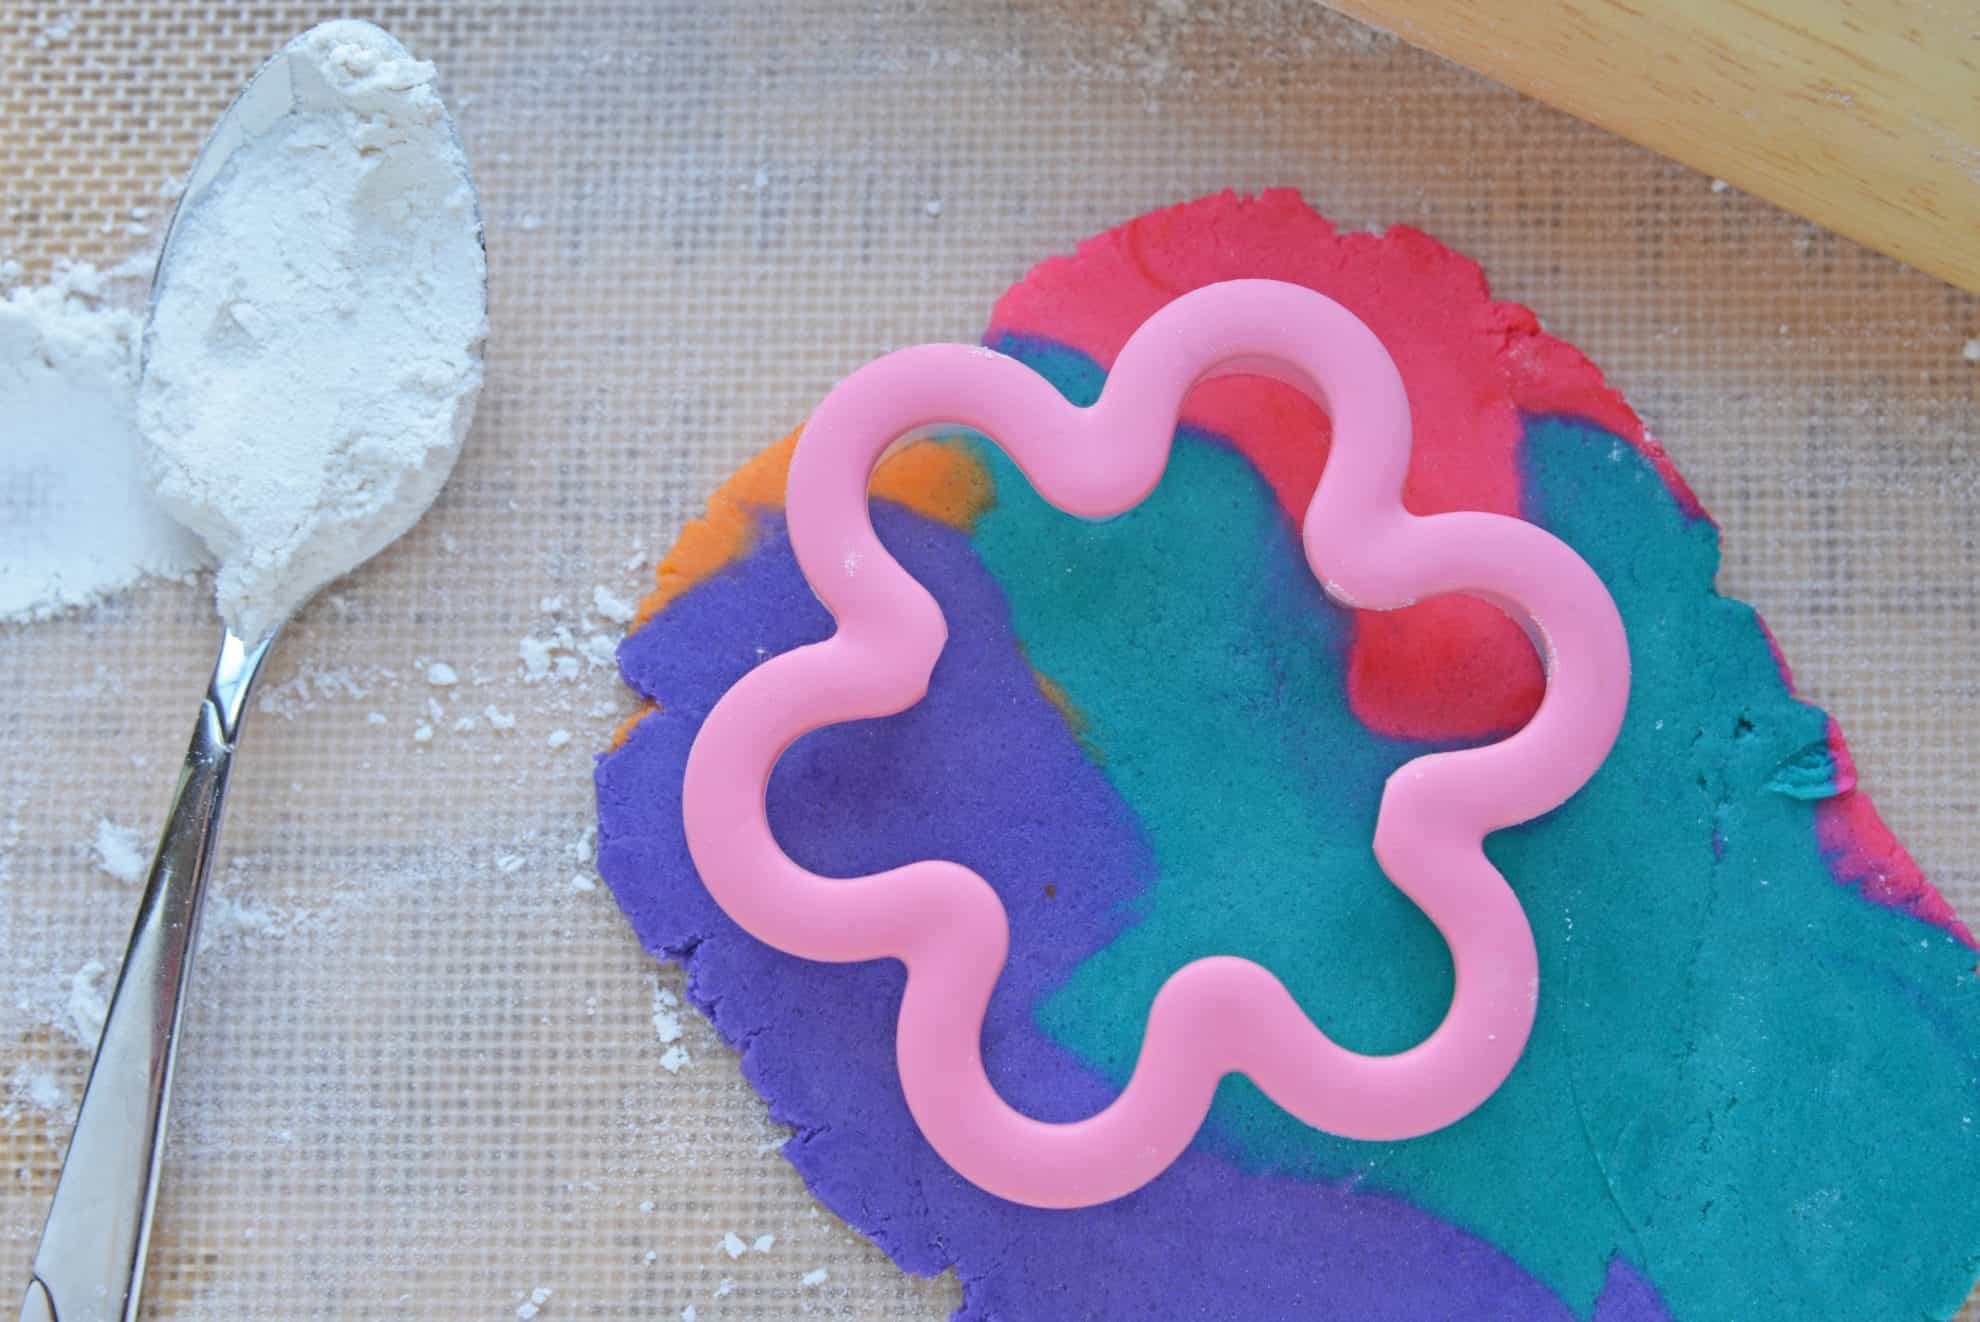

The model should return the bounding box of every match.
[426,661,459,686]
[366,710,387,725]
[546,728,572,748]
[19,1070,70,1112]
[592,584,635,624]
[643,1250,657,1264]
[518,214,544,231]
[721,1232,748,1260]
[651,984,684,1043]
[495,853,526,874]
[519,635,555,679]
[519,626,606,681]
[639,1199,655,1214]
[752,1234,775,1254]
[802,1268,829,1287]
[515,1286,552,1319]
[752,166,770,190]
[715,1279,733,1298]
[924,198,944,217]
[205,894,283,942]
[64,960,109,1048]
[93,819,147,884]
[37,12,78,46]
[484,705,516,730]
[569,873,596,893]
[681,1307,696,1322]
[1963,337,1980,363]
[1710,177,1731,193]
[413,722,434,743]
[660,1045,691,1073]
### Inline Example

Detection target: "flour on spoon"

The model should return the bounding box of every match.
[139,20,487,642]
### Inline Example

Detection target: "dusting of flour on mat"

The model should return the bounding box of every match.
[0,265,206,621]
[140,20,487,642]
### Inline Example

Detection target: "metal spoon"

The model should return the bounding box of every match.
[17,25,483,1322]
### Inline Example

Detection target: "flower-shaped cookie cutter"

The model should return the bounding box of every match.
[682,280,1630,1209]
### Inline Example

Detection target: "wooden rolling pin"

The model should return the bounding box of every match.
[1326,0,1980,294]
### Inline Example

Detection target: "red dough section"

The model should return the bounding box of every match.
[988,189,1699,741]
[1814,720,1973,944]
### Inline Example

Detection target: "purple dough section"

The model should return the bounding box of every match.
[597,502,1667,1320]
[1594,1259,1677,1322]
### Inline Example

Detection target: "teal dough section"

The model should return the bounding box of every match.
[966,365,1980,1319]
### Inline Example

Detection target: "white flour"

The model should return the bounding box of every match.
[92,817,148,884]
[0,266,206,621]
[140,20,487,642]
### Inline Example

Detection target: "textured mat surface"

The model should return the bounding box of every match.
[2,2,1976,1318]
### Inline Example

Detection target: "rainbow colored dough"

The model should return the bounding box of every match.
[596,191,1980,1319]
[681,281,1633,1209]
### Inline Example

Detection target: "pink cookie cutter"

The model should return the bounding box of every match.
[682,280,1630,1209]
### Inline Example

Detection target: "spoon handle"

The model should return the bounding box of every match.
[19,628,275,1322]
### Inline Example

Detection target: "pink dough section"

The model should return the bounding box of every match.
[988,188,1701,742]
[1817,719,1973,945]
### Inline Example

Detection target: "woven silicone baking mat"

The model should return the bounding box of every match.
[3,2,1977,1318]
